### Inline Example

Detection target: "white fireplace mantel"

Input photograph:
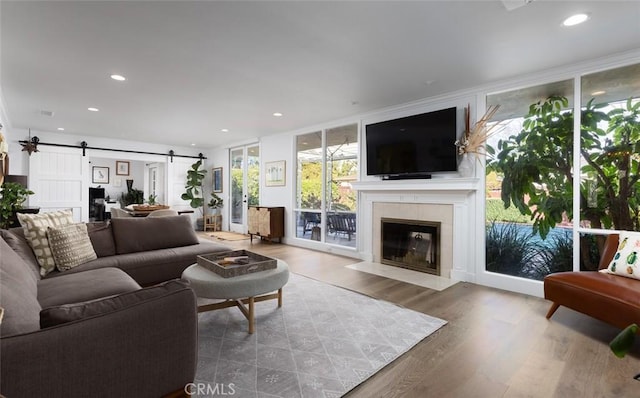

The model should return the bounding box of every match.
[353,177,480,283]
[352,177,479,193]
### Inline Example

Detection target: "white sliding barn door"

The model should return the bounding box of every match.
[166,157,193,213]
[29,146,89,221]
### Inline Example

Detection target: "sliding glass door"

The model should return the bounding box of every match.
[294,124,358,248]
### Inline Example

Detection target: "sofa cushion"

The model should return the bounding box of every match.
[42,240,230,286]
[40,279,190,328]
[0,237,42,336]
[47,223,98,271]
[111,215,199,255]
[603,231,640,280]
[38,267,140,309]
[0,228,41,281]
[86,221,116,257]
[18,209,75,276]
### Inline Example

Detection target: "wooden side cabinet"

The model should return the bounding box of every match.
[248,206,284,243]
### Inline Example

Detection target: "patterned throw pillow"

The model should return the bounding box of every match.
[47,223,97,271]
[18,209,75,276]
[603,231,640,280]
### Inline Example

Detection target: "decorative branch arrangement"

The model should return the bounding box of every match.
[455,104,503,159]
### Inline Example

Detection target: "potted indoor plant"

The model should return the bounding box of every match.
[208,192,223,214]
[181,159,207,229]
[0,182,35,229]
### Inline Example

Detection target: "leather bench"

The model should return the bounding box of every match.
[544,234,640,330]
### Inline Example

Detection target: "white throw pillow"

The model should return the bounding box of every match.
[47,223,97,271]
[603,231,640,280]
[18,209,75,276]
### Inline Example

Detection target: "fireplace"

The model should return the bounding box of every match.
[381,218,440,275]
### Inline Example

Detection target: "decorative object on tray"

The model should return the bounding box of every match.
[197,249,277,278]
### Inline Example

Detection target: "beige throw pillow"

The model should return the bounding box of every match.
[47,223,97,271]
[18,209,75,276]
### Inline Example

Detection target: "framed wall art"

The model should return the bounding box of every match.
[116,161,130,176]
[212,167,223,193]
[92,166,109,184]
[265,160,285,187]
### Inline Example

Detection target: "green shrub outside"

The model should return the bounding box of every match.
[485,198,531,224]
[485,221,573,281]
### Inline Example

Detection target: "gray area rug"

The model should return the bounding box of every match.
[195,273,447,397]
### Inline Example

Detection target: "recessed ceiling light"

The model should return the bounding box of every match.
[273,112,283,117]
[190,143,196,146]
[591,90,606,96]
[110,74,126,81]
[88,107,99,112]
[57,127,65,131]
[562,13,590,27]
[221,128,229,133]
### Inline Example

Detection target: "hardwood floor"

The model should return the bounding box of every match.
[200,233,640,397]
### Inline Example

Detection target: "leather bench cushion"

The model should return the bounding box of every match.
[111,216,199,255]
[544,271,640,328]
[38,267,140,309]
[42,241,230,286]
[0,237,42,336]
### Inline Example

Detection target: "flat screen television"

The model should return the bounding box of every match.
[365,107,458,177]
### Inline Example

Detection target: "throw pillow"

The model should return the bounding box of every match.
[86,221,116,257]
[40,280,189,328]
[18,209,75,276]
[604,231,640,280]
[47,223,97,271]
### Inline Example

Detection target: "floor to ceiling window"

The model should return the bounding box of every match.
[484,62,639,282]
[295,124,358,248]
[578,63,640,270]
[486,79,575,280]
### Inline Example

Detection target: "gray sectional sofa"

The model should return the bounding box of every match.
[0,215,231,398]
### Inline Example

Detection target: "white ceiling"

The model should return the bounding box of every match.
[1,1,639,148]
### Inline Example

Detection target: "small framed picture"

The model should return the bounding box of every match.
[92,166,109,184]
[212,167,223,193]
[116,161,130,176]
[265,160,286,187]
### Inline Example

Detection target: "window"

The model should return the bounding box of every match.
[295,124,358,248]
[484,62,640,281]
[486,79,575,280]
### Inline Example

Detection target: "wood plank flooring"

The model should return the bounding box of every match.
[200,233,640,397]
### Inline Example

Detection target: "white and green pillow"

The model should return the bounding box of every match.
[604,231,640,280]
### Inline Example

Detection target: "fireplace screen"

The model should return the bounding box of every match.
[381,218,440,275]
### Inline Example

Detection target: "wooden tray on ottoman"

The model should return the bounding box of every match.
[132,204,170,211]
[197,250,277,278]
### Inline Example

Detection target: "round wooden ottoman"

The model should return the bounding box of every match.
[181,260,289,334]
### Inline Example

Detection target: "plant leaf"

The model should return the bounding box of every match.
[610,324,639,358]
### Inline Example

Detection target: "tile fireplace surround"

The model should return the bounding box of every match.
[352,178,479,282]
